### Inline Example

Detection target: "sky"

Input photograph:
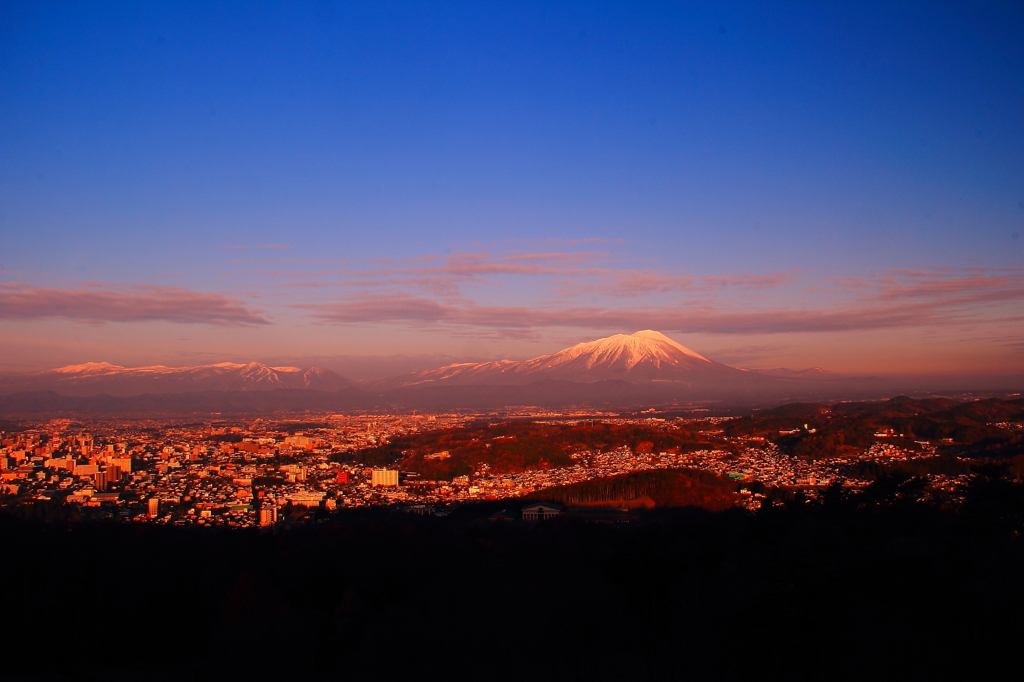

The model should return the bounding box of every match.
[1,1,1022,379]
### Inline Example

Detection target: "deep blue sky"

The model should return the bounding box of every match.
[1,2,1022,376]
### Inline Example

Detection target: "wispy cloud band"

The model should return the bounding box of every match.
[297,295,939,334]
[0,283,270,325]
[298,266,1024,335]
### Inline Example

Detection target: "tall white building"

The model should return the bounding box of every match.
[371,469,399,487]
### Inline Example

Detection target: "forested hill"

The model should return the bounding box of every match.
[343,421,731,480]
[724,396,1024,460]
[525,468,739,511]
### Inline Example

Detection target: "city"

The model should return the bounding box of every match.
[2,3,1022,678]
[0,406,982,527]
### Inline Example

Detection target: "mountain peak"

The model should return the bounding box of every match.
[377,329,724,388]
[536,331,711,373]
[629,330,710,361]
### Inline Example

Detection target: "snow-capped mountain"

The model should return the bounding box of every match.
[0,361,354,396]
[374,330,751,388]
[0,333,867,413]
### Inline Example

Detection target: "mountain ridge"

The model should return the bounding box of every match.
[0,361,355,397]
[370,330,747,389]
[0,331,893,412]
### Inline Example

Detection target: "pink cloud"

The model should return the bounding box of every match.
[703,273,798,289]
[595,271,796,297]
[242,251,614,283]
[395,250,614,278]
[0,283,270,325]
[298,293,961,334]
[835,268,1024,306]
[274,276,465,297]
[241,251,801,305]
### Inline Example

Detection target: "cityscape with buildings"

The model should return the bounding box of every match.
[0,406,981,527]
[3,3,1023,677]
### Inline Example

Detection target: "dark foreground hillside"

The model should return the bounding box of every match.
[2,473,1024,682]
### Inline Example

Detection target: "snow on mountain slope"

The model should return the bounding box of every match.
[44,362,126,375]
[518,331,710,374]
[630,330,709,361]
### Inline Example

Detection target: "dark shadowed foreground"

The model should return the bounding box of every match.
[2,471,1023,682]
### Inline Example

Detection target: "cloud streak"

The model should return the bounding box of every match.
[836,268,1024,306]
[392,250,615,278]
[298,267,1024,335]
[601,271,797,297]
[0,283,270,325]
[250,249,798,304]
[297,294,958,334]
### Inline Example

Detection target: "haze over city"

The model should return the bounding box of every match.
[2,2,1022,380]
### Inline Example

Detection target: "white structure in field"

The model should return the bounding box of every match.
[521,502,563,521]
[371,469,399,487]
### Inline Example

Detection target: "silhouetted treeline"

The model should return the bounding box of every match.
[2,469,1024,681]
[851,453,1024,480]
[525,468,738,510]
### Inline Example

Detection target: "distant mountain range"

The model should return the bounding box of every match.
[0,330,932,414]
[366,330,869,409]
[0,361,355,397]
[369,330,747,388]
